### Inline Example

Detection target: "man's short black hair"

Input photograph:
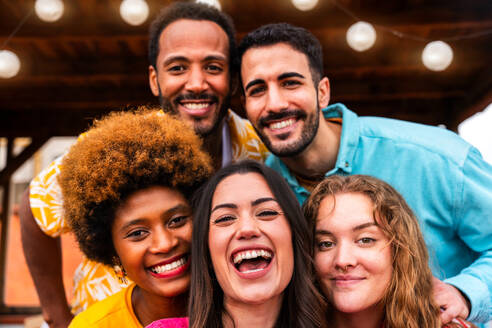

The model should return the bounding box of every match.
[237,22,324,87]
[148,1,237,74]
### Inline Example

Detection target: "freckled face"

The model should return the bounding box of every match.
[112,186,192,299]
[148,19,230,136]
[208,173,294,305]
[241,43,329,157]
[314,192,392,314]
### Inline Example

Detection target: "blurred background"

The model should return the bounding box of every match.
[1,0,491,326]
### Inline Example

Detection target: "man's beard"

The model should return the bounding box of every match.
[255,105,320,158]
[158,89,230,138]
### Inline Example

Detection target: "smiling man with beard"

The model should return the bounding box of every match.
[19,3,268,327]
[238,23,492,327]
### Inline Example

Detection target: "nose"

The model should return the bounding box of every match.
[236,215,261,240]
[149,228,179,254]
[184,66,208,93]
[333,241,357,271]
[265,85,289,113]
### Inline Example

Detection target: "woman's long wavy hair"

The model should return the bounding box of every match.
[189,160,326,328]
[303,175,441,328]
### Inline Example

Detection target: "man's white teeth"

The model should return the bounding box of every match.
[233,249,272,264]
[182,103,209,110]
[270,119,295,130]
[150,257,186,274]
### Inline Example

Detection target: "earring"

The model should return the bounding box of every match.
[112,257,128,285]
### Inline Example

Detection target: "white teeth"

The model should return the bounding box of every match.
[150,257,187,274]
[269,119,295,130]
[233,249,273,264]
[182,103,209,110]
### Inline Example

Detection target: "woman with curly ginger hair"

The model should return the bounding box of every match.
[59,108,212,328]
[304,175,475,328]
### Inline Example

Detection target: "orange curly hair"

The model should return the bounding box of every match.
[58,107,212,265]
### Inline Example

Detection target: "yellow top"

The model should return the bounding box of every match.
[29,110,269,314]
[69,283,142,328]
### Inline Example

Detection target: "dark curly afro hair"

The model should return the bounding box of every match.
[58,107,212,266]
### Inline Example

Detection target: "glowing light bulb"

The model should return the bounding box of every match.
[120,0,149,26]
[346,21,376,52]
[35,0,64,22]
[291,0,319,11]
[0,50,21,79]
[196,0,221,11]
[422,41,453,71]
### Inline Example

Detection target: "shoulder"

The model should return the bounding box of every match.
[358,115,472,166]
[69,285,136,327]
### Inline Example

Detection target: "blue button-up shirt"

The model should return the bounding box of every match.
[266,103,492,323]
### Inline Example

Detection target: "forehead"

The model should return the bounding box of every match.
[317,192,375,229]
[115,186,187,221]
[212,172,274,206]
[157,19,229,62]
[241,42,312,83]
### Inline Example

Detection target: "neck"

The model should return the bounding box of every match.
[202,123,224,172]
[223,295,282,328]
[333,308,384,328]
[282,115,341,179]
[132,285,188,327]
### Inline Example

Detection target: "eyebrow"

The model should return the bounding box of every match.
[278,72,305,80]
[211,203,237,214]
[211,197,278,214]
[163,54,227,67]
[315,221,377,235]
[119,203,190,232]
[244,71,305,92]
[251,197,277,206]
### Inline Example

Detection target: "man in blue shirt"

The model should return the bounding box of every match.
[238,22,492,325]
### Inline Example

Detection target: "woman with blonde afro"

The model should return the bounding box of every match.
[304,174,476,328]
[59,108,212,327]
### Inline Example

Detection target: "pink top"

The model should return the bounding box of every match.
[146,317,189,328]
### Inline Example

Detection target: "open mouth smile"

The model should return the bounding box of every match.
[231,248,273,277]
[148,254,190,279]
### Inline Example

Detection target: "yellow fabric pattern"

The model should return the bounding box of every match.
[29,110,268,314]
[227,110,270,162]
[68,283,142,328]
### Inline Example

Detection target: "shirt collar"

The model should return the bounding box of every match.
[322,103,360,175]
[265,103,360,202]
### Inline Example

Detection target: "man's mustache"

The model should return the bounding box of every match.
[173,92,219,105]
[259,109,307,128]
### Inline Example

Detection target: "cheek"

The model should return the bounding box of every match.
[314,252,333,277]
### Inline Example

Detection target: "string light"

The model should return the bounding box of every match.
[291,0,319,11]
[422,41,453,71]
[196,0,221,11]
[0,50,21,79]
[346,21,376,52]
[120,0,149,26]
[34,0,64,22]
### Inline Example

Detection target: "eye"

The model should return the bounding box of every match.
[317,240,334,251]
[205,63,223,74]
[167,64,186,74]
[256,209,280,220]
[282,79,301,88]
[248,85,266,97]
[213,215,236,225]
[125,229,149,241]
[168,215,190,229]
[357,237,376,246]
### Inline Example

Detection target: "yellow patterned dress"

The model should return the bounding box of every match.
[29,110,269,314]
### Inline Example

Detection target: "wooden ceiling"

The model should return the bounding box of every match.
[1,0,491,138]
